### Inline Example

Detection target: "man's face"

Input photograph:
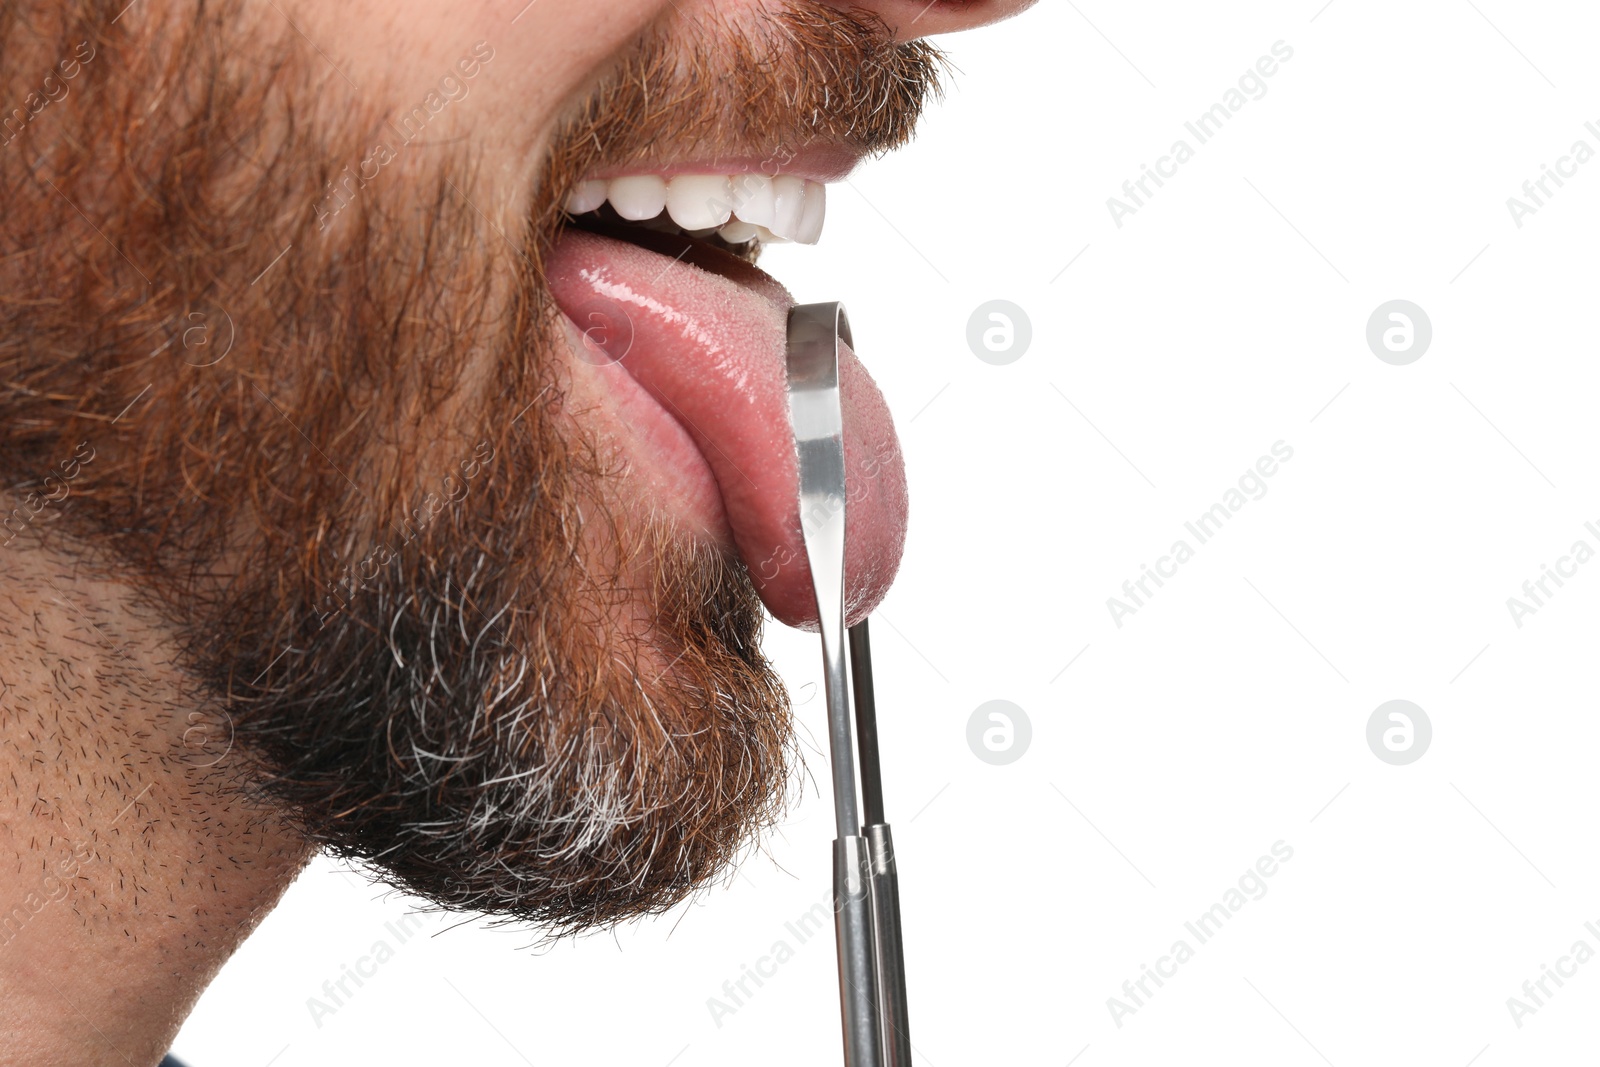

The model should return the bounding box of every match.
[0,0,1026,931]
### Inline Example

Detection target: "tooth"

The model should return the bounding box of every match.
[566,179,607,215]
[795,181,826,245]
[755,224,788,244]
[769,175,807,242]
[718,219,761,244]
[608,175,668,221]
[666,174,735,231]
[729,174,775,228]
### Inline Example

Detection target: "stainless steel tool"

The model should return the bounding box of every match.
[849,619,911,1066]
[786,302,911,1067]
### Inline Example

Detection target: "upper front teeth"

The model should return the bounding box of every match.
[565,172,827,245]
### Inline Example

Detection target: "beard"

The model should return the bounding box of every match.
[0,0,940,931]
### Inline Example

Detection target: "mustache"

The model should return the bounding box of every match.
[531,1,948,244]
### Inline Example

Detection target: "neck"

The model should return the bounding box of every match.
[0,541,313,1066]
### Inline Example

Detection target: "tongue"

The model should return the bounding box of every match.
[546,228,907,630]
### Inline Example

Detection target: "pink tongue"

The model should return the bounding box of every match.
[546,228,907,629]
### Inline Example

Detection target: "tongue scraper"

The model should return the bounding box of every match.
[785,302,912,1067]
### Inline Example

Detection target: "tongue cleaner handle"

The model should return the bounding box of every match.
[849,620,913,1067]
[787,302,881,1067]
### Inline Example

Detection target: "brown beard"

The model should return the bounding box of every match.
[0,0,941,931]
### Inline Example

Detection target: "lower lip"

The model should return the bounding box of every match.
[554,312,731,543]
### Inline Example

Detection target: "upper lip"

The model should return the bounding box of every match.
[582,141,868,185]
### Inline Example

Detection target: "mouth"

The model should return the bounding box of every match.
[544,155,909,630]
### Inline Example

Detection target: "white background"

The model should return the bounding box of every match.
[176,2,1600,1064]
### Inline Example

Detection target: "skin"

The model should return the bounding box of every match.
[0,1,1033,1063]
